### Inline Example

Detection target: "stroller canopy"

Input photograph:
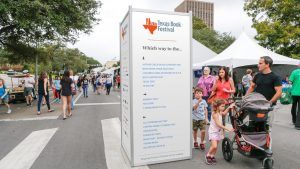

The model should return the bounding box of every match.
[240,93,272,112]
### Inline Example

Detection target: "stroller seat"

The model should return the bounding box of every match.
[239,93,272,112]
[238,93,273,123]
[241,132,267,147]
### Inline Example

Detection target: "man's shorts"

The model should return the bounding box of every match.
[193,119,206,131]
[1,97,9,104]
[24,87,33,96]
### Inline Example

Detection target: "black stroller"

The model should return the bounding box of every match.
[222,92,274,169]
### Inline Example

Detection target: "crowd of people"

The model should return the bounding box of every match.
[0,56,299,165]
[192,56,300,165]
[0,70,121,120]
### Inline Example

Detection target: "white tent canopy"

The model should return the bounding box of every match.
[193,32,300,69]
[192,38,217,65]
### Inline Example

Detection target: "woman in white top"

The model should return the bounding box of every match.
[96,75,102,95]
[100,75,107,92]
[105,75,113,95]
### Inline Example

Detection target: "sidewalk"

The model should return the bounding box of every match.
[222,103,294,129]
[1,89,293,126]
[0,91,82,121]
[272,103,294,128]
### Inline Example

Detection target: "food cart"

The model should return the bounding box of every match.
[8,75,36,103]
[8,75,25,103]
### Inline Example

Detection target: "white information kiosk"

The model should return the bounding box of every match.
[120,7,192,166]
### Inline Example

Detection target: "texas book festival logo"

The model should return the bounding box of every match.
[143,18,181,35]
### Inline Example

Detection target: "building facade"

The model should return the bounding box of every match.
[175,0,214,29]
[104,60,119,69]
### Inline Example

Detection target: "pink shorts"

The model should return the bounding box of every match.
[209,132,224,141]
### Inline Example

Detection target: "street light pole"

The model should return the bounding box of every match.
[35,54,38,81]
[35,43,38,83]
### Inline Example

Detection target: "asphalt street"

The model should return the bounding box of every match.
[0,87,299,169]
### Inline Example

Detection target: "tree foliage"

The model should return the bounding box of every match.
[39,45,96,73]
[244,0,300,58]
[193,17,207,30]
[0,44,101,74]
[192,17,235,54]
[87,57,100,65]
[0,0,101,58]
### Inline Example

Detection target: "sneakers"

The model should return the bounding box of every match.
[200,143,205,150]
[194,142,199,149]
[6,109,11,114]
[211,156,217,164]
[205,156,213,165]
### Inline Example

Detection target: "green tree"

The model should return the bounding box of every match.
[0,0,101,59]
[87,57,101,66]
[244,0,300,58]
[0,48,9,64]
[193,17,207,30]
[48,47,89,73]
[192,17,235,54]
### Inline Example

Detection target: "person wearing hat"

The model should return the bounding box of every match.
[22,72,35,106]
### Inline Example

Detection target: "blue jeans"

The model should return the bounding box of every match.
[71,94,74,110]
[105,83,112,95]
[244,86,249,95]
[83,85,88,97]
[93,84,96,92]
[38,93,50,112]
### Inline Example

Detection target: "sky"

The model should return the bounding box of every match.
[69,0,257,65]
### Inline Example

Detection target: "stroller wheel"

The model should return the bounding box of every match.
[222,137,233,161]
[262,158,274,169]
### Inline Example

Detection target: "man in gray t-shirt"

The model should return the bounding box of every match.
[242,69,253,95]
[22,73,35,106]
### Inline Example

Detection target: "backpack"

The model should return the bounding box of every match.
[71,82,77,95]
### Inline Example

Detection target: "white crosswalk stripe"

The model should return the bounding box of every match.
[75,102,120,106]
[0,128,58,169]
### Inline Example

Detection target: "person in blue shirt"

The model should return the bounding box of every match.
[193,88,208,150]
[53,76,62,103]
[0,78,11,114]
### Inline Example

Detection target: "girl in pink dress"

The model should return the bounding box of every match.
[205,99,235,165]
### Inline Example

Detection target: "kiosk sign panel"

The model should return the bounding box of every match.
[120,12,131,160]
[121,8,192,166]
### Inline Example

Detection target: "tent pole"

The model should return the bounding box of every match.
[230,65,233,78]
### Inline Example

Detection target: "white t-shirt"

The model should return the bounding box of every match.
[106,78,112,84]
[242,74,253,88]
[23,77,35,88]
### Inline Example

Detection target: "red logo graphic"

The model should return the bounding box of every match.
[143,18,157,34]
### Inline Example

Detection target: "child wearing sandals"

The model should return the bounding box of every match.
[206,99,235,165]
